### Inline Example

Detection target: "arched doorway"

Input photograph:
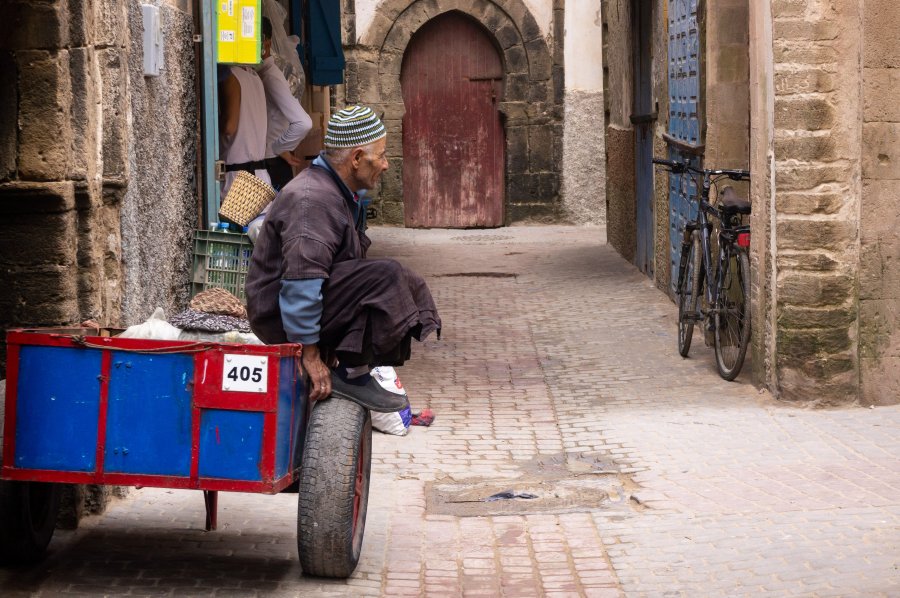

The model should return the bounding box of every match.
[400,11,505,228]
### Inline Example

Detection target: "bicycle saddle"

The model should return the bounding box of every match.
[720,186,751,215]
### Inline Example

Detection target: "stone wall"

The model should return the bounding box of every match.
[771,0,862,404]
[343,0,562,225]
[748,0,776,391]
[601,0,635,260]
[858,0,900,405]
[0,0,197,356]
[703,0,750,172]
[0,0,128,371]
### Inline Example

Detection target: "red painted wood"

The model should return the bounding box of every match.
[190,405,201,485]
[94,351,112,476]
[401,12,505,228]
[5,329,301,357]
[1,468,296,494]
[2,342,20,469]
[191,350,279,412]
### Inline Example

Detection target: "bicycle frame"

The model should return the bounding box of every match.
[662,160,750,323]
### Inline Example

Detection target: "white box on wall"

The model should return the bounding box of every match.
[142,4,164,77]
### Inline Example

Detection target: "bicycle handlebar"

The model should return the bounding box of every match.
[652,157,750,181]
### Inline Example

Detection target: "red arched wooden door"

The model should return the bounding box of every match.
[401,12,505,228]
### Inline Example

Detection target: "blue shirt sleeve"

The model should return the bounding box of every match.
[279,278,324,344]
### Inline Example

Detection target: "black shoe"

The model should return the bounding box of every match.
[330,371,410,412]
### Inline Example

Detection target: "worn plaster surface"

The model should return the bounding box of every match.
[119,0,198,325]
[562,90,607,225]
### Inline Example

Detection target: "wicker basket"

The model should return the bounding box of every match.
[219,171,276,226]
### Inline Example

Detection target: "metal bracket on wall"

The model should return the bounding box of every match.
[662,132,705,155]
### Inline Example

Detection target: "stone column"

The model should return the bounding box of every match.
[765,0,863,404]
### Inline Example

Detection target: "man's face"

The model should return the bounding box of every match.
[353,138,389,191]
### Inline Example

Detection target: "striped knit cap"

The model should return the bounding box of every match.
[324,106,387,149]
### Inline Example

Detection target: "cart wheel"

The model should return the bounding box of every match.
[0,480,62,565]
[297,397,372,578]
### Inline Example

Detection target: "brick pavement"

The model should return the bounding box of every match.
[2,226,898,597]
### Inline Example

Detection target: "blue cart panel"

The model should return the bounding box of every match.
[2,329,307,494]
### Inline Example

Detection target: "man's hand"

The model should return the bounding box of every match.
[280,151,304,168]
[301,344,332,402]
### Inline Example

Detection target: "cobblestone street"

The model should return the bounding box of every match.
[2,225,899,597]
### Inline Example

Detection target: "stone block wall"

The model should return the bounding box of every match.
[0,0,198,360]
[858,0,900,406]
[0,0,125,371]
[769,0,863,404]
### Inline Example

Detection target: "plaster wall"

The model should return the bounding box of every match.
[561,0,605,225]
[704,0,750,172]
[120,0,198,324]
[355,0,554,42]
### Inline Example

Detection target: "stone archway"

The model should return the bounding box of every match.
[343,0,561,225]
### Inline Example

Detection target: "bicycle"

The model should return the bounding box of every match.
[653,157,752,381]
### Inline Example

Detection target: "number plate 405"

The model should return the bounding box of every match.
[222,354,268,393]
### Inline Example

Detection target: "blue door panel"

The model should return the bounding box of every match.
[104,352,193,476]
[199,409,264,481]
[14,346,102,472]
[668,0,702,291]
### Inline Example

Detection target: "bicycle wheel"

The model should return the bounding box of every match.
[714,247,751,380]
[677,231,703,357]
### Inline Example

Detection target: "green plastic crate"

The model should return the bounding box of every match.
[191,229,253,302]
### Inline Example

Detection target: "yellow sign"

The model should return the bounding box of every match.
[216,0,261,65]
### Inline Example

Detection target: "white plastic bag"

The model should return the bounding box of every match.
[119,307,182,340]
[263,0,305,98]
[370,366,412,436]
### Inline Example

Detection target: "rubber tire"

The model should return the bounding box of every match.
[714,249,751,381]
[678,231,703,357]
[0,480,62,566]
[297,397,372,578]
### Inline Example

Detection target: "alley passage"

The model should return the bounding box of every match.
[3,226,898,597]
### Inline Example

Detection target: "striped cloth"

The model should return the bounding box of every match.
[324,105,387,148]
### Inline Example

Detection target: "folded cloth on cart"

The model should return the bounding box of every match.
[189,287,247,319]
[169,308,252,333]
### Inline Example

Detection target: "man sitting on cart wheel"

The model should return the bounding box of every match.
[244,106,441,411]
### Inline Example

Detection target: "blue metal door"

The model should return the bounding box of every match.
[201,1,221,226]
[666,0,703,292]
[633,0,654,275]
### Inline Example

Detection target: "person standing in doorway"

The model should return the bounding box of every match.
[219,57,270,196]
